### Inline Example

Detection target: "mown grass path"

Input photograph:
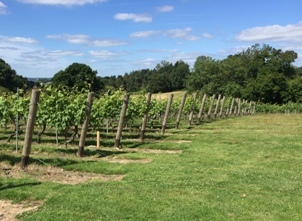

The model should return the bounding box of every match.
[1,114,302,220]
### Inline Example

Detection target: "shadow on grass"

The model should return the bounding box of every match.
[0,154,21,165]
[52,147,128,158]
[0,182,42,191]
[0,154,81,167]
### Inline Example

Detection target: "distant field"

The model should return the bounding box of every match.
[0,114,302,220]
[151,90,187,100]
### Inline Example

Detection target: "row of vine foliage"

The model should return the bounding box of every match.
[0,84,299,145]
[0,85,250,143]
[255,102,302,114]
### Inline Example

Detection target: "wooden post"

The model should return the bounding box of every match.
[21,89,40,168]
[237,98,241,116]
[97,131,100,149]
[248,101,252,115]
[219,96,226,118]
[213,94,221,119]
[16,87,19,153]
[234,105,237,116]
[206,94,216,121]
[114,94,129,149]
[176,92,187,129]
[161,94,173,134]
[188,92,197,125]
[140,92,152,140]
[77,92,94,157]
[252,102,256,115]
[228,98,235,117]
[225,107,229,116]
[197,94,207,125]
[242,100,247,115]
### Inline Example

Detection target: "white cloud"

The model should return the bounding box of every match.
[92,39,127,47]
[130,28,200,41]
[47,34,127,46]
[47,34,89,44]
[219,45,250,56]
[130,30,158,38]
[132,58,159,70]
[89,50,126,59]
[156,5,174,12]
[0,37,84,77]
[203,33,213,39]
[166,51,201,67]
[236,21,302,42]
[48,50,83,57]
[282,44,302,51]
[0,35,38,44]
[16,0,106,6]
[138,48,178,53]
[0,1,8,14]
[114,13,152,23]
[16,49,83,64]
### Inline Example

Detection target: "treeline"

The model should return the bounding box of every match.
[101,60,190,93]
[1,44,302,105]
[101,44,302,105]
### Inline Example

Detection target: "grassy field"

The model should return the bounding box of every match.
[0,114,302,220]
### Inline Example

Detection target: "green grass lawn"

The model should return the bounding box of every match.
[1,114,302,220]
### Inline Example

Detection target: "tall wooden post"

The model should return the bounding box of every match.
[188,92,197,125]
[176,92,187,129]
[114,94,129,148]
[219,96,226,118]
[140,92,152,140]
[228,98,235,117]
[161,94,173,134]
[77,92,94,157]
[206,94,216,121]
[213,94,221,119]
[252,102,256,115]
[197,94,207,125]
[237,98,241,116]
[248,101,252,115]
[243,100,247,115]
[16,87,19,153]
[21,89,40,168]
[97,131,100,149]
[225,107,229,117]
[234,105,237,116]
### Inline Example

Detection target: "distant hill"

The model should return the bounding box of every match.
[27,78,52,83]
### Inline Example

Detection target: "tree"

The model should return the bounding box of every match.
[170,60,190,91]
[186,56,220,93]
[219,44,298,104]
[52,63,102,92]
[124,69,152,92]
[148,71,170,93]
[288,77,302,103]
[0,58,29,92]
[295,66,302,77]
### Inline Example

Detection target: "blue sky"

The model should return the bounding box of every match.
[1,0,302,78]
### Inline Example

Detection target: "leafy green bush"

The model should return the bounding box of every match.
[256,102,302,113]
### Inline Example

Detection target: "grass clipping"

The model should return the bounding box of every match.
[1,162,124,185]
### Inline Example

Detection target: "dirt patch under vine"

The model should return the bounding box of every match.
[101,156,152,164]
[0,162,125,185]
[92,146,183,154]
[0,200,43,221]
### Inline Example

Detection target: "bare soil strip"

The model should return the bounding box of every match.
[101,156,152,164]
[91,146,183,154]
[1,163,125,185]
[0,200,43,221]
